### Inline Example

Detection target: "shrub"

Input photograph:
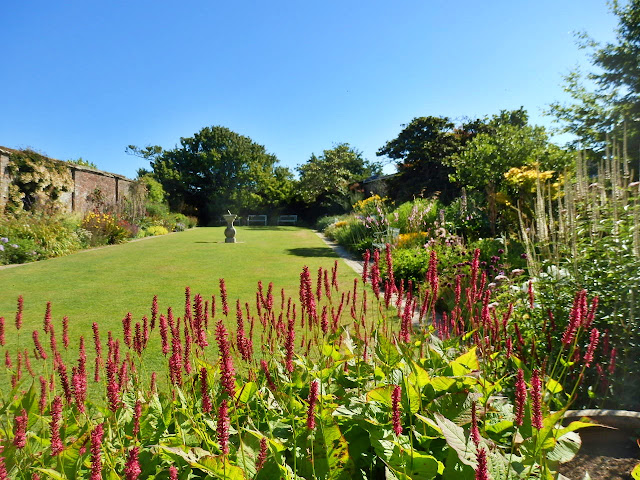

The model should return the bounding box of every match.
[0,211,84,262]
[144,225,169,236]
[81,211,130,245]
[390,197,442,233]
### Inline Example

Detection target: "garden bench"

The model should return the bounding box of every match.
[247,214,267,226]
[372,227,400,251]
[278,215,298,225]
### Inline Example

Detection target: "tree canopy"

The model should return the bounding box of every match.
[296,143,381,215]
[377,116,494,203]
[128,126,293,223]
[547,0,640,160]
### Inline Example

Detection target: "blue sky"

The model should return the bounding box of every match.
[1,1,618,178]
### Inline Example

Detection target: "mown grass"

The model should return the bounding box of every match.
[0,226,358,378]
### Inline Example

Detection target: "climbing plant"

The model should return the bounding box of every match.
[6,150,73,212]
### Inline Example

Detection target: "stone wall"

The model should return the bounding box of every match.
[0,146,135,213]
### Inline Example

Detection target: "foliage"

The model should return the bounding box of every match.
[547,0,640,158]
[520,156,640,409]
[297,143,381,217]
[0,211,84,263]
[144,225,170,236]
[129,126,294,224]
[0,255,598,479]
[66,157,98,169]
[390,197,443,234]
[6,150,73,212]
[447,113,571,233]
[81,211,131,245]
[323,216,374,255]
[377,116,464,203]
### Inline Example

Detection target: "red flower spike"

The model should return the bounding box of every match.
[391,385,402,436]
[124,446,141,480]
[475,448,488,480]
[50,396,63,455]
[514,369,527,426]
[217,399,230,455]
[307,380,319,430]
[530,369,543,430]
[13,408,27,449]
[90,423,104,480]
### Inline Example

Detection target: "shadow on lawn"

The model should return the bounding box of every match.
[286,247,338,258]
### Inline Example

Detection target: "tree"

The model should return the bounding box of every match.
[448,112,571,233]
[547,0,640,159]
[296,143,381,215]
[128,126,293,223]
[377,116,469,203]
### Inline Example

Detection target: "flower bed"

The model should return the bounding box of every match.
[0,253,612,479]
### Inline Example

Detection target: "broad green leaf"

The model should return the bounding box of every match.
[367,386,392,407]
[298,420,354,479]
[451,347,479,372]
[408,361,431,388]
[433,413,476,467]
[428,376,457,393]
[403,383,421,414]
[195,456,247,480]
[32,468,66,480]
[375,335,401,366]
[235,381,258,404]
[556,420,598,438]
[546,378,563,394]
[546,431,581,463]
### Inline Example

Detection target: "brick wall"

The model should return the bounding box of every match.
[0,147,135,213]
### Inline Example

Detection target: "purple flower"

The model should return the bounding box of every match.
[0,246,4,252]
[10,245,17,249]
[0,238,7,243]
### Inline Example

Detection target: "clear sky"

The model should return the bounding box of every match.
[1,0,619,178]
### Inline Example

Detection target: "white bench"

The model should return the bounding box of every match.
[372,228,400,250]
[247,215,267,226]
[278,215,298,225]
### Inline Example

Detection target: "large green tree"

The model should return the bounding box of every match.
[296,143,381,215]
[448,111,571,232]
[548,0,640,161]
[128,126,293,223]
[377,116,486,203]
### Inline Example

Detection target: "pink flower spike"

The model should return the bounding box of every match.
[530,369,543,430]
[307,380,319,430]
[124,446,141,480]
[50,396,64,455]
[13,408,28,449]
[391,385,402,436]
[90,423,104,480]
[584,328,600,368]
[514,369,527,427]
[475,448,489,480]
[217,399,230,455]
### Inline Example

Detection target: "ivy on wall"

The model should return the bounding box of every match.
[7,150,73,211]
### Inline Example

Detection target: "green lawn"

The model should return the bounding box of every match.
[0,226,357,350]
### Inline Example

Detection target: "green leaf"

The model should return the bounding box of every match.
[235,382,258,404]
[375,335,401,366]
[450,347,479,373]
[428,376,457,393]
[195,456,247,480]
[433,413,476,467]
[32,468,67,480]
[546,378,563,394]
[367,386,392,407]
[298,420,354,479]
[546,431,581,464]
